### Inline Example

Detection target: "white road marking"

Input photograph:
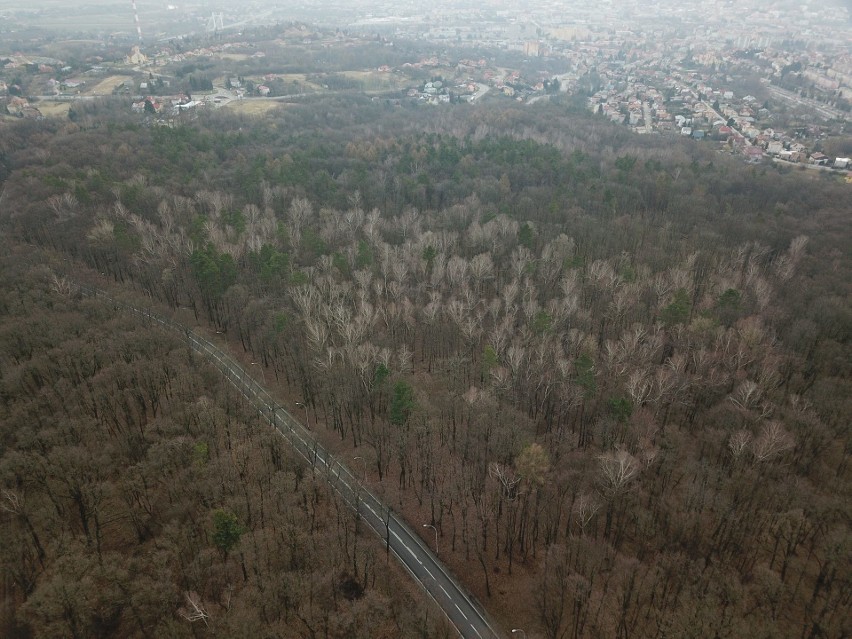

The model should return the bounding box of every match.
[390,530,421,563]
[93,291,502,639]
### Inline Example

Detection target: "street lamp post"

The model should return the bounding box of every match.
[250,361,266,383]
[423,523,438,554]
[295,401,309,428]
[511,629,526,639]
[353,456,367,482]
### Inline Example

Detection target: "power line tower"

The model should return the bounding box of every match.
[131,0,143,44]
[206,12,224,36]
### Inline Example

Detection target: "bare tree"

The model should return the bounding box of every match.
[535,544,570,639]
[597,449,640,498]
[572,493,600,537]
[728,430,752,461]
[728,380,762,411]
[751,422,794,463]
[469,253,494,295]
[178,591,211,628]
[50,272,74,297]
[626,369,653,406]
[489,462,521,501]
[47,192,79,220]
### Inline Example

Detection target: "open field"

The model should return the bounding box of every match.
[34,101,71,117]
[340,70,407,89]
[85,75,133,95]
[254,73,323,91]
[274,73,311,82]
[222,99,285,115]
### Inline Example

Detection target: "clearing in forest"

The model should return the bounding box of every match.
[223,99,285,115]
[34,102,71,118]
[85,75,133,95]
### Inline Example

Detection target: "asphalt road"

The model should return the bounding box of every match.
[77,285,501,639]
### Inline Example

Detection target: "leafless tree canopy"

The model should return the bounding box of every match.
[0,97,848,639]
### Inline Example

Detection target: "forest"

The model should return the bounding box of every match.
[0,94,850,638]
[0,249,443,638]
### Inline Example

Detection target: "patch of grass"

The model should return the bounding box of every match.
[85,75,133,96]
[34,102,71,118]
[222,99,285,115]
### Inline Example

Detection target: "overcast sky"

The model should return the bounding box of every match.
[0,0,849,29]
[2,0,849,9]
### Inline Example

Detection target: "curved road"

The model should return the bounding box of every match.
[77,285,501,639]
